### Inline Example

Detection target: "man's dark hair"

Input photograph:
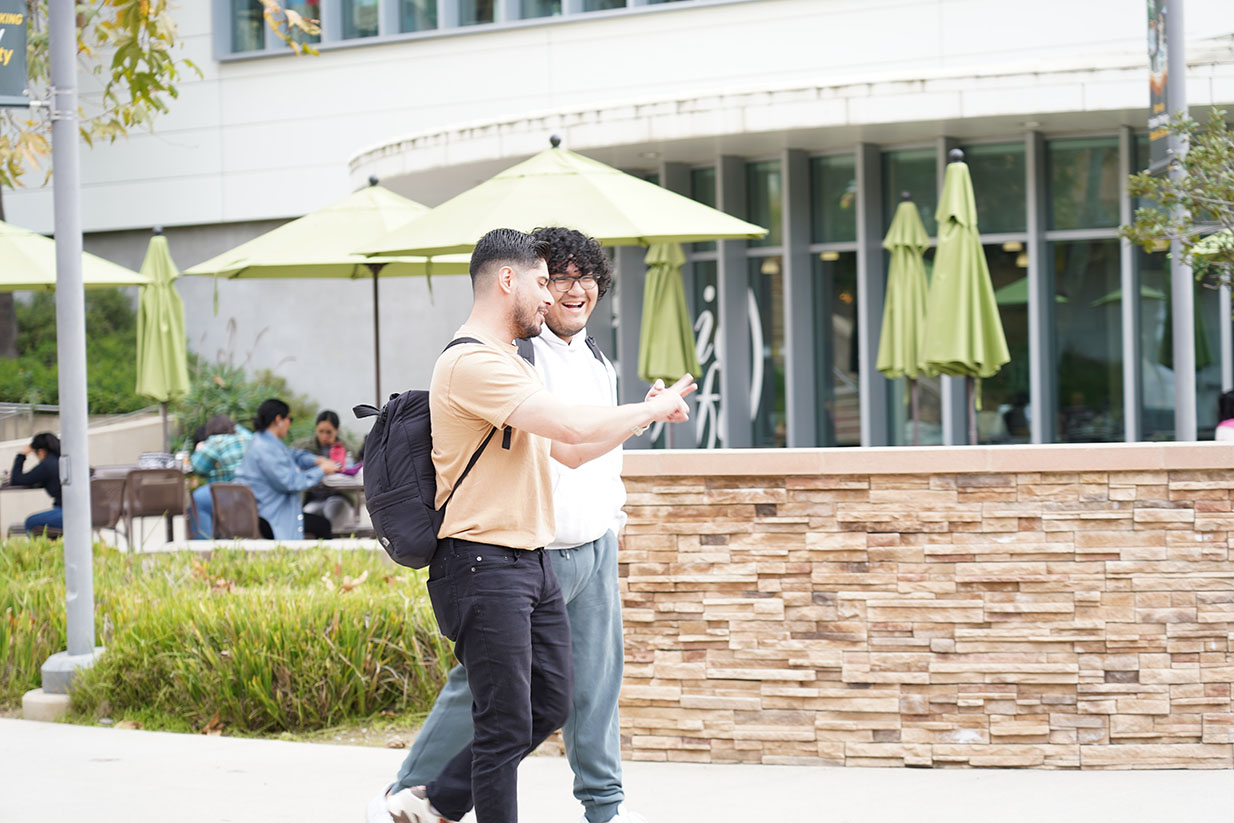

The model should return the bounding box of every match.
[204,414,236,438]
[530,226,613,299]
[253,398,291,432]
[469,228,550,285]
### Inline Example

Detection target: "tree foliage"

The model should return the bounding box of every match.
[1122,109,1234,289]
[0,0,319,189]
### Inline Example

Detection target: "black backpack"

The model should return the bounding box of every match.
[353,337,530,568]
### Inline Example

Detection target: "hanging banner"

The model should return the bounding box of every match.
[0,0,27,108]
[1146,0,1171,174]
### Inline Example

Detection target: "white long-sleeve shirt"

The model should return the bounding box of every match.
[531,326,627,550]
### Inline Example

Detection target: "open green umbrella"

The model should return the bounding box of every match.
[0,219,150,290]
[922,154,1010,444]
[994,277,1069,306]
[135,233,190,450]
[876,199,930,444]
[183,181,469,401]
[638,243,702,384]
[363,143,767,257]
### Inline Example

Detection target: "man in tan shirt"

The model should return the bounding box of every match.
[386,228,691,823]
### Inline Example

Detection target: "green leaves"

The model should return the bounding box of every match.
[0,1,316,189]
[1121,109,1234,289]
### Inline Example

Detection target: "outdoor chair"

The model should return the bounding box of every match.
[209,483,262,539]
[91,476,126,544]
[123,468,188,550]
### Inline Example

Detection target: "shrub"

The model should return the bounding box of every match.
[172,359,319,450]
[0,540,452,734]
[0,289,147,413]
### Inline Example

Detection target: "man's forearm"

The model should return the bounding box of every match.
[555,401,654,445]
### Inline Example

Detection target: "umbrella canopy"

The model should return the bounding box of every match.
[363,146,768,257]
[0,219,150,290]
[181,182,469,403]
[994,277,1070,306]
[135,235,190,404]
[876,200,930,380]
[922,161,1010,380]
[183,184,469,279]
[638,243,702,383]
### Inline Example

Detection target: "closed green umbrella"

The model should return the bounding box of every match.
[0,219,150,290]
[923,154,1010,444]
[876,199,930,444]
[135,233,190,450]
[638,243,702,384]
[363,143,767,257]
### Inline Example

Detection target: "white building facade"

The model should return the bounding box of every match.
[7,0,1234,447]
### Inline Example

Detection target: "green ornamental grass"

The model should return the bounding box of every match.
[0,539,452,734]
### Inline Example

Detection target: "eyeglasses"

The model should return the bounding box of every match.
[549,273,598,293]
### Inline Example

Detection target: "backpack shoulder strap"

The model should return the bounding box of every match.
[584,336,608,366]
[515,337,535,365]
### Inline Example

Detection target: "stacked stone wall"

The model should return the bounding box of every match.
[617,460,1234,768]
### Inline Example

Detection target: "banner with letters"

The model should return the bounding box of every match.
[0,0,27,107]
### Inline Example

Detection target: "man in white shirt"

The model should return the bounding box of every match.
[372,227,656,823]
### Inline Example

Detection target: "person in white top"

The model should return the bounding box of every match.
[373,227,671,823]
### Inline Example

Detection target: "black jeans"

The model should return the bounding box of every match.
[425,538,572,823]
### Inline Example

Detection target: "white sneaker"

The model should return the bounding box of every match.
[387,785,457,823]
[581,805,649,823]
[366,785,395,823]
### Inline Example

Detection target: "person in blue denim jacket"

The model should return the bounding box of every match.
[235,398,337,540]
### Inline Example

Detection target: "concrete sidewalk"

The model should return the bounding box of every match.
[2,718,1232,823]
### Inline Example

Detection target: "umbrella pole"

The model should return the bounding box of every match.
[911,378,919,447]
[369,264,383,403]
[967,377,977,445]
[161,403,169,453]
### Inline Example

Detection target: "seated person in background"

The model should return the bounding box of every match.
[189,414,253,539]
[236,398,336,541]
[12,433,62,537]
[293,410,355,533]
[1218,390,1234,441]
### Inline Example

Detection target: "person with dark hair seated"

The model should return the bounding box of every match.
[189,414,253,538]
[294,409,355,533]
[235,398,337,540]
[12,432,62,537]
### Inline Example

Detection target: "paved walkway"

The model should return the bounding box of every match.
[3,718,1232,823]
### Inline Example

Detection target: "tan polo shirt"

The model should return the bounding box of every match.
[430,324,555,549]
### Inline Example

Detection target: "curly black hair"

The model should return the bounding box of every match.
[530,226,614,299]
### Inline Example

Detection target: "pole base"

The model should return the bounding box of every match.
[40,647,105,695]
[22,688,72,722]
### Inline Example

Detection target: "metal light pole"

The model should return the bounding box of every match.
[40,0,100,693]
[1167,0,1196,440]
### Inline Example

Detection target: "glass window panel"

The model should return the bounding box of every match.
[400,0,437,31]
[584,0,626,9]
[690,260,722,448]
[1047,137,1120,230]
[460,0,494,25]
[1136,249,1224,441]
[978,242,1031,444]
[691,167,716,253]
[522,0,561,18]
[342,0,380,38]
[961,143,1026,235]
[1052,239,1123,442]
[232,0,265,51]
[746,161,782,248]
[810,154,856,244]
[883,148,937,237]
[813,252,860,446]
[286,0,321,45]
[749,256,785,447]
